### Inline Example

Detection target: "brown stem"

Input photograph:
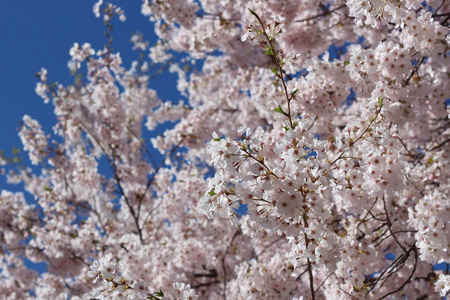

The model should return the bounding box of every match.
[377,246,418,300]
[252,11,295,129]
[110,151,144,243]
[307,258,315,300]
[402,57,425,87]
[294,4,347,23]
[136,137,185,219]
[429,137,450,151]
[302,210,315,300]
[254,234,285,259]
[241,148,279,178]
[221,230,240,300]
[381,195,407,253]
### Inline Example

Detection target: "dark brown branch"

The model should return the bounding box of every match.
[339,287,359,299]
[404,173,425,197]
[433,0,446,15]
[302,210,315,300]
[198,12,241,22]
[367,244,417,296]
[136,136,186,220]
[382,195,407,253]
[192,281,221,289]
[432,12,450,17]
[251,10,295,129]
[194,269,218,278]
[402,57,425,87]
[374,230,417,248]
[241,148,280,178]
[429,137,450,151]
[254,234,285,259]
[109,147,144,243]
[221,230,240,300]
[378,246,418,300]
[315,272,333,293]
[294,5,347,23]
[295,267,309,281]
[126,125,157,169]
[72,253,90,267]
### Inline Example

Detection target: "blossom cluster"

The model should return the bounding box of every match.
[0,0,449,299]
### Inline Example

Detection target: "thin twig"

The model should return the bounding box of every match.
[136,136,186,219]
[381,195,407,253]
[302,211,315,300]
[221,229,240,300]
[254,234,285,259]
[402,57,425,87]
[294,5,347,23]
[429,137,450,151]
[377,245,418,300]
[315,272,334,293]
[251,11,295,129]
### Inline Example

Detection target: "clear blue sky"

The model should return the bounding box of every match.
[0,1,178,158]
[0,1,183,274]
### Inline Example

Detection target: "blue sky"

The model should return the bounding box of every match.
[0,0,180,275]
[0,1,179,160]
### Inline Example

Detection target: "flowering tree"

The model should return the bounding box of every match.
[1,0,449,299]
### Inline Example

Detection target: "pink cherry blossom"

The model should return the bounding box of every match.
[1,0,449,299]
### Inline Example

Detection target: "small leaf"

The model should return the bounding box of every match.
[273,105,286,115]
[291,89,298,97]
[12,146,20,155]
[208,190,216,196]
[265,48,274,56]
[344,61,350,66]
[271,67,278,76]
[378,96,384,108]
[248,8,258,17]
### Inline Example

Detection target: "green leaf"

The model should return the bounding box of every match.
[208,190,216,196]
[271,67,278,76]
[344,61,350,66]
[248,8,258,17]
[291,89,298,97]
[273,105,286,115]
[265,48,274,56]
[378,96,384,108]
[12,146,20,155]
[156,289,165,297]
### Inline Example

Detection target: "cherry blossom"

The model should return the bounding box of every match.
[1,0,449,299]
